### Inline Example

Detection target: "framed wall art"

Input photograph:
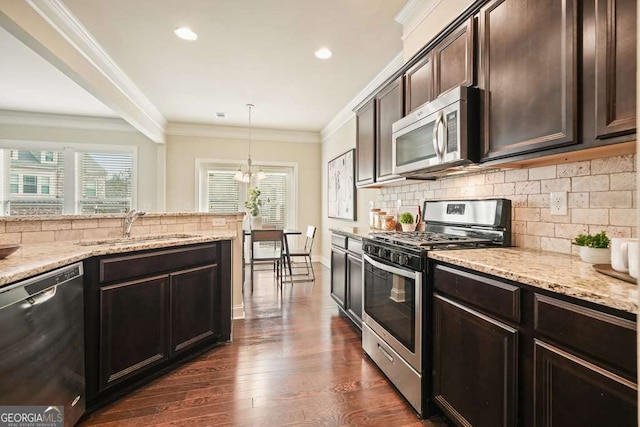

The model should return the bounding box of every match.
[328,149,356,220]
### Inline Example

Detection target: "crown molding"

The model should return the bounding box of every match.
[394,0,426,25]
[321,52,403,141]
[0,109,139,133]
[167,122,321,144]
[396,0,443,41]
[18,0,166,142]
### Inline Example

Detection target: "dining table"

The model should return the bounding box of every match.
[242,228,301,286]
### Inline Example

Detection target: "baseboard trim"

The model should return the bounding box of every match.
[232,304,245,320]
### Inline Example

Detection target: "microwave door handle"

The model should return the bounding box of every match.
[432,111,445,160]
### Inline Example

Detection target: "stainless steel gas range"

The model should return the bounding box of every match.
[361,198,511,418]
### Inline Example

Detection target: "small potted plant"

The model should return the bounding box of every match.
[399,212,415,232]
[573,231,611,264]
[244,188,264,229]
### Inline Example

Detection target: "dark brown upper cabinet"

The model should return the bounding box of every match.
[479,0,579,161]
[375,77,404,183]
[356,99,376,187]
[433,17,475,98]
[405,53,434,114]
[594,0,637,139]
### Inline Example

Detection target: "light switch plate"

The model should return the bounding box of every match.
[550,192,567,216]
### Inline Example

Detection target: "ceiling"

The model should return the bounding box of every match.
[1,0,405,133]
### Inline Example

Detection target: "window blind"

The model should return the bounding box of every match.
[77,152,133,214]
[207,171,240,213]
[257,172,288,229]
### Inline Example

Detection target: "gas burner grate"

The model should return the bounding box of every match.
[369,231,492,247]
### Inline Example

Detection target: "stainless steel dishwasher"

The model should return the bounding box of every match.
[0,262,85,427]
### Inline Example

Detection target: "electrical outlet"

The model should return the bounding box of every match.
[550,192,567,216]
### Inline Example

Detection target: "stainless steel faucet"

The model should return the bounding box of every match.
[123,209,146,238]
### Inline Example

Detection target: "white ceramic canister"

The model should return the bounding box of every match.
[628,241,639,280]
[610,238,635,272]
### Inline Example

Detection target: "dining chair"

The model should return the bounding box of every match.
[283,225,316,282]
[249,229,284,292]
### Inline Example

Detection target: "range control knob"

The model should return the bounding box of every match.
[383,249,391,259]
[374,246,382,256]
[398,254,409,266]
[390,252,399,263]
[363,244,371,253]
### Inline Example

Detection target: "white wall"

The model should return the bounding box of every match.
[320,116,379,264]
[165,133,322,256]
[0,122,161,211]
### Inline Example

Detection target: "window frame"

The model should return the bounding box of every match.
[195,158,298,230]
[0,139,137,216]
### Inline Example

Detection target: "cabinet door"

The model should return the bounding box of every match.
[479,0,578,161]
[534,340,637,427]
[405,53,434,114]
[376,77,403,183]
[595,0,636,138]
[99,275,168,390]
[330,247,347,309]
[346,253,363,327]
[433,294,518,427]
[433,17,474,98]
[170,264,217,355]
[356,99,376,186]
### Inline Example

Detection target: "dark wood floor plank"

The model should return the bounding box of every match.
[80,264,440,426]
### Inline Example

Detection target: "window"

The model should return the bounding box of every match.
[9,174,18,194]
[0,147,135,216]
[201,162,295,230]
[84,180,97,197]
[23,175,37,194]
[40,177,50,195]
[77,152,133,214]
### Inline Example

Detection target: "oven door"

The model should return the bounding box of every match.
[362,254,422,372]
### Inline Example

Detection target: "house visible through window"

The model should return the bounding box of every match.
[0,148,135,216]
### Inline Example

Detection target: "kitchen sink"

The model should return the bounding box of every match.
[75,233,202,246]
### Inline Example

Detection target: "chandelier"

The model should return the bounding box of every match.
[234,103,266,183]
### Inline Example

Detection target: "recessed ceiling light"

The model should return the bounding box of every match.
[314,48,332,59]
[174,27,198,41]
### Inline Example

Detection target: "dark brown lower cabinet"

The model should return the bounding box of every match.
[330,246,347,308]
[99,275,169,390]
[330,232,363,329]
[534,340,637,427]
[170,264,217,355]
[432,294,518,427]
[85,241,231,407]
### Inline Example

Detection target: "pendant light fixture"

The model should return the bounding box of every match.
[233,103,266,183]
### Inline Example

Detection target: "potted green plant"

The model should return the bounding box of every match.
[244,188,264,229]
[573,231,611,264]
[399,212,415,232]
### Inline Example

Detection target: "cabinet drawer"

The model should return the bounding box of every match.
[100,244,217,284]
[433,264,520,323]
[534,294,636,377]
[331,234,347,249]
[348,239,362,255]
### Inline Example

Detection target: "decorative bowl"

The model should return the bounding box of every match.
[0,244,20,260]
[578,246,611,264]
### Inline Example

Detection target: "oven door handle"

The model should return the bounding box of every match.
[363,254,419,280]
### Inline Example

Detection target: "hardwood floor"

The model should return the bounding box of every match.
[80,264,448,426]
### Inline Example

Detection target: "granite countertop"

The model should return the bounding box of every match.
[429,247,638,314]
[330,227,371,239]
[0,231,236,287]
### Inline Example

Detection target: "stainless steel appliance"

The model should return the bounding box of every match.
[362,199,511,417]
[0,263,85,427]
[392,86,479,178]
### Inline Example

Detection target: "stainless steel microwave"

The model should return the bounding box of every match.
[392,86,479,178]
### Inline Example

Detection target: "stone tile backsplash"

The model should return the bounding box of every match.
[377,154,637,255]
[0,213,244,245]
